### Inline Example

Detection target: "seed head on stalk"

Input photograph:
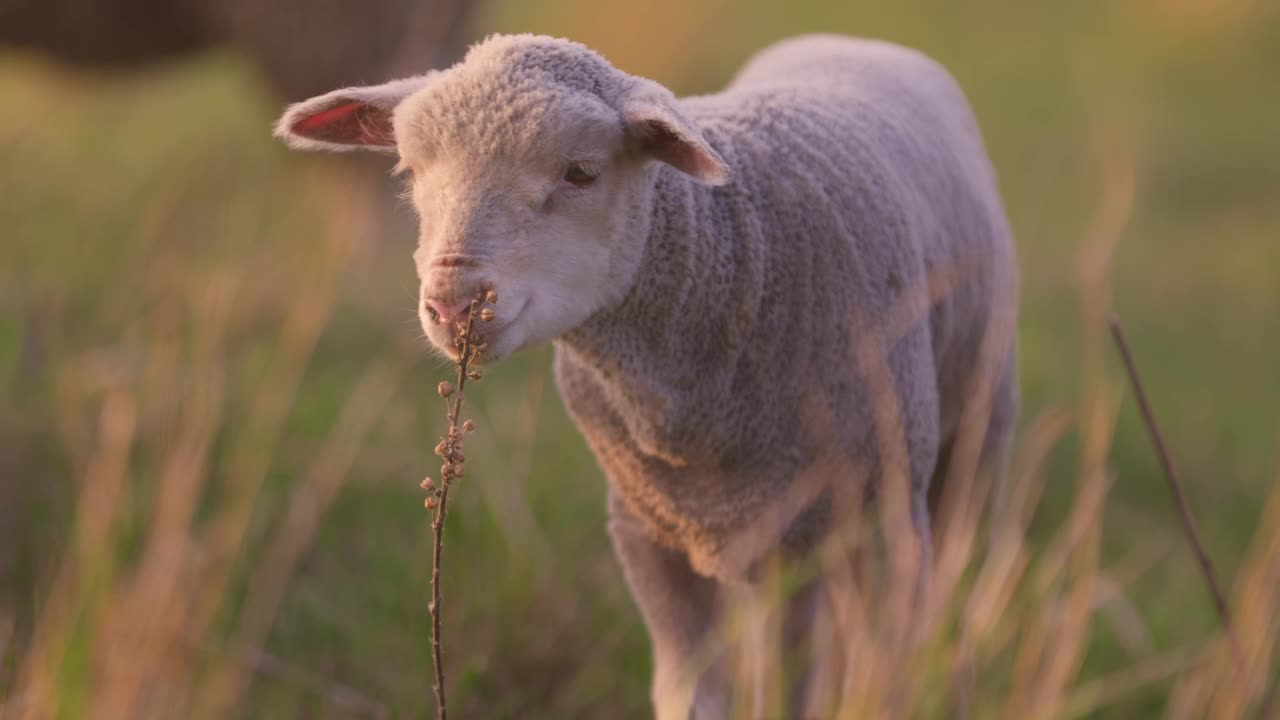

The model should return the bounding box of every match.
[423,289,497,719]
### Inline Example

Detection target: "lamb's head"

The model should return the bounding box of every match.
[275,34,730,361]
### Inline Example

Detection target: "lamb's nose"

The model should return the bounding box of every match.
[423,297,473,325]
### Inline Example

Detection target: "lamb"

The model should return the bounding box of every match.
[275,33,1019,719]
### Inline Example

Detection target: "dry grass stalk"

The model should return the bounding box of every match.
[422,289,497,720]
[1107,313,1241,669]
[198,357,407,715]
[11,390,137,719]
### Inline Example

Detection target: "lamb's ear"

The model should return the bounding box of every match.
[618,79,731,186]
[274,75,432,153]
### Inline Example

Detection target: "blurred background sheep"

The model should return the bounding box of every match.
[0,0,474,101]
[2,1,1279,718]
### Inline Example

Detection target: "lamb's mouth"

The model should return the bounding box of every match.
[431,298,529,362]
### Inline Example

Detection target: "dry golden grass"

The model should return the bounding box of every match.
[4,142,1276,719]
[3,1,1280,715]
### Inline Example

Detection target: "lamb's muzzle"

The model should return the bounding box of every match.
[422,296,474,326]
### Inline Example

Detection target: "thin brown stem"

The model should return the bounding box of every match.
[1108,314,1243,671]
[426,293,493,720]
[430,472,450,720]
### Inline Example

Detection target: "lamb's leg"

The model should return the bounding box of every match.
[910,486,934,610]
[781,578,841,719]
[607,493,728,720]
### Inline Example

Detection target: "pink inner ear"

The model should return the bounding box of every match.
[290,101,393,146]
[636,119,727,184]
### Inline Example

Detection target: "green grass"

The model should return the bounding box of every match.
[2,0,1279,716]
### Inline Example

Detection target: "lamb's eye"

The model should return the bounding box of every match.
[564,162,597,188]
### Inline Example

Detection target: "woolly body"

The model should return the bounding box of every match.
[553,36,1018,581]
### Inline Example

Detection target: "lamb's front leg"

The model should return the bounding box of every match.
[607,494,729,720]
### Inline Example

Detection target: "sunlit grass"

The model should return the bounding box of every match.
[3,0,1280,716]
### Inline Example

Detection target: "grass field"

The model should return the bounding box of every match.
[2,0,1279,717]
